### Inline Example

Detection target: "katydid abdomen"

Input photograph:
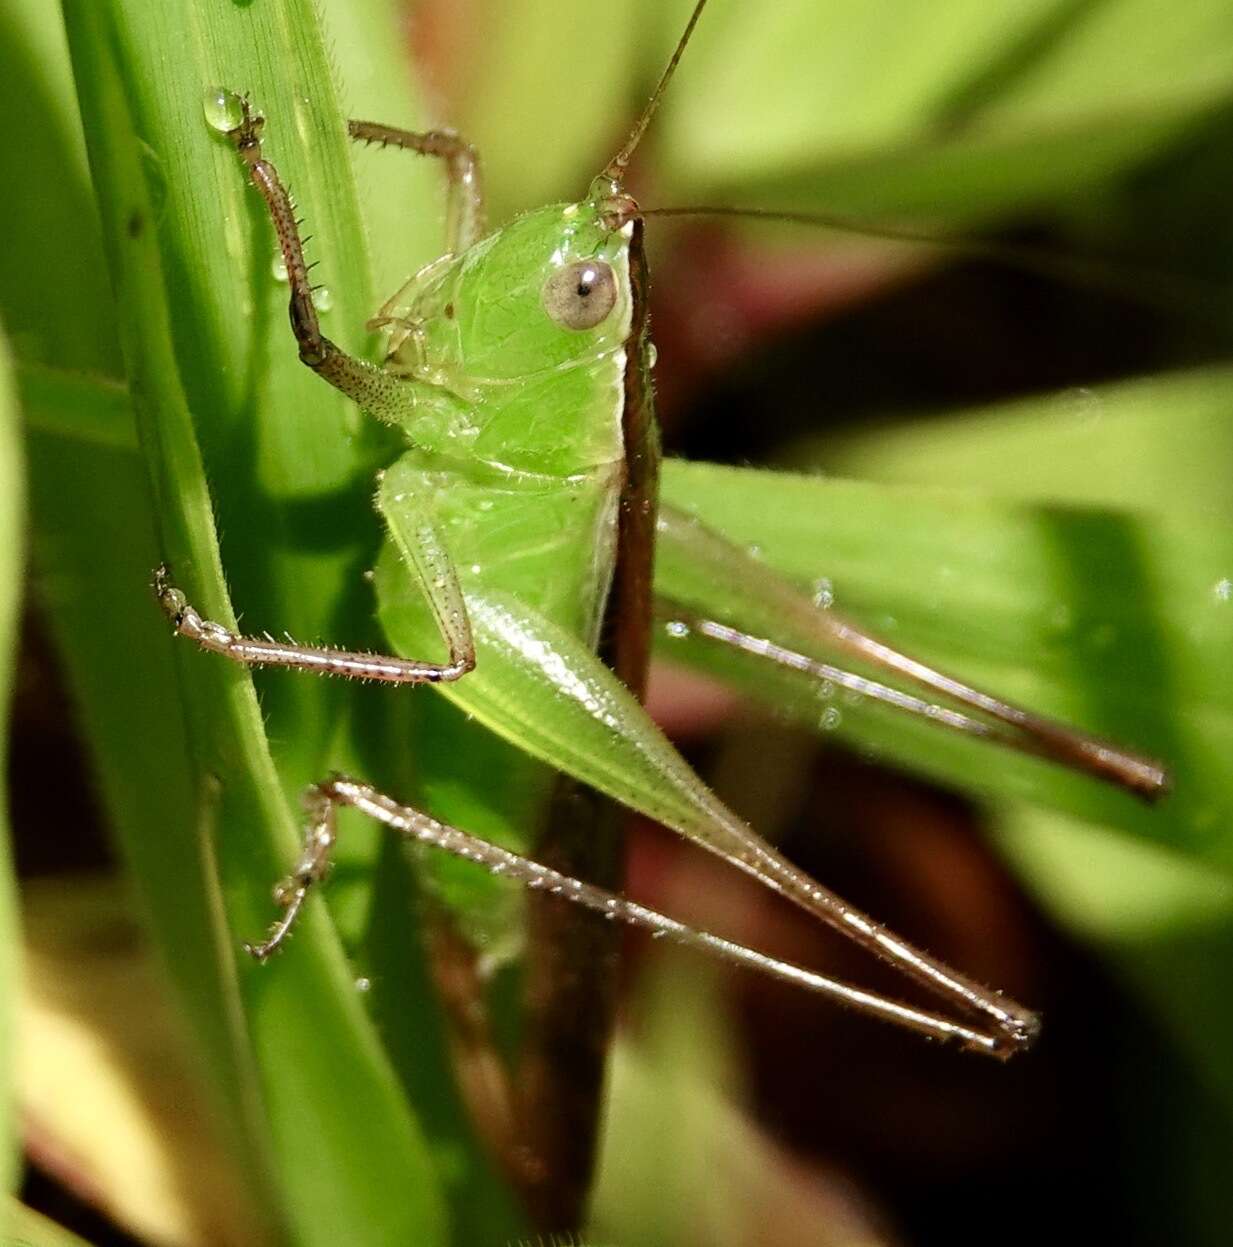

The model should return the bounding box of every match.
[380,454,623,652]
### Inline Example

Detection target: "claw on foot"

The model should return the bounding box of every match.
[225,94,265,152]
[152,564,189,630]
[244,882,308,962]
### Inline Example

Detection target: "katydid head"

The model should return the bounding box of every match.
[387,194,640,473]
[410,198,636,384]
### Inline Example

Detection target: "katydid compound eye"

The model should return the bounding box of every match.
[541,260,617,330]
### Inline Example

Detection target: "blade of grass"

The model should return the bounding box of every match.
[58,0,456,1240]
[0,327,25,1197]
[658,457,1233,870]
[4,1198,93,1247]
[653,0,1233,221]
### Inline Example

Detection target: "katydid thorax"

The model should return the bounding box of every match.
[159,0,1167,1221]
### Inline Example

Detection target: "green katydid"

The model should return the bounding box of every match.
[154,0,1167,1218]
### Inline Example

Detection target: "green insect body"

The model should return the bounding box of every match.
[158,13,1171,1223]
[168,83,1047,1061]
[370,192,643,951]
[376,197,636,657]
[187,0,1199,1005]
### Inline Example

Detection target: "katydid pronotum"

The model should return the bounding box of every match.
[155,0,1167,1218]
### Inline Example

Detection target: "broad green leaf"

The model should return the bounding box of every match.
[809,363,1233,519]
[653,0,1233,220]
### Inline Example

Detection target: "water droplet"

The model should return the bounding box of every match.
[1058,385,1102,426]
[1214,578,1233,603]
[645,343,658,369]
[811,577,834,610]
[820,706,842,731]
[271,255,288,282]
[202,87,244,133]
[664,619,689,639]
[312,285,333,312]
[354,976,371,993]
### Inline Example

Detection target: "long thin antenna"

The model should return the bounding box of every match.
[604,0,711,182]
[638,206,1217,324]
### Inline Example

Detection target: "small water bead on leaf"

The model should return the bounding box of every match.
[1047,604,1074,635]
[664,619,690,639]
[820,707,842,731]
[271,255,289,283]
[811,577,835,610]
[202,87,245,134]
[311,286,333,312]
[1214,578,1233,602]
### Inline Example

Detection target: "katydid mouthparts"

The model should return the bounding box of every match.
[161,0,1167,1080]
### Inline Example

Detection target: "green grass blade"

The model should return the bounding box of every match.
[0,0,119,378]
[0,327,25,1197]
[4,1198,94,1247]
[57,0,455,1240]
[658,456,1233,871]
[653,0,1233,220]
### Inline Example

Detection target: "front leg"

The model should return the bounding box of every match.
[216,94,417,428]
